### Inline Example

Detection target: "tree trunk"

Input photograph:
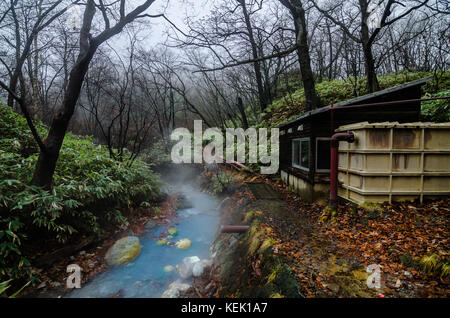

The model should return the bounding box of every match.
[362,42,380,93]
[7,75,19,109]
[359,0,380,93]
[238,0,268,112]
[237,96,249,130]
[290,2,321,110]
[32,34,40,120]
[31,45,97,189]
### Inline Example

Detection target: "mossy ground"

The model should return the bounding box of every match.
[211,183,378,298]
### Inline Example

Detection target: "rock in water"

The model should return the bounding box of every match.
[192,261,204,277]
[175,238,191,249]
[164,265,175,272]
[161,288,179,298]
[161,280,191,298]
[168,280,191,293]
[177,256,200,279]
[156,238,167,246]
[193,259,213,277]
[104,236,141,266]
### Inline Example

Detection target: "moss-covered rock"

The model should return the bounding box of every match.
[105,236,141,266]
[213,218,303,298]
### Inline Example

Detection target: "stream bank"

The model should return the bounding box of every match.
[197,168,378,298]
[23,164,222,298]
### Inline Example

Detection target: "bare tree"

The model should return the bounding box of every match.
[312,0,430,92]
[26,0,159,188]
[1,0,80,108]
[278,0,321,110]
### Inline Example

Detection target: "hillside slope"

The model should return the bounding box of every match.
[261,71,450,128]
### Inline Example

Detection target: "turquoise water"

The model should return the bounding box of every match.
[68,186,220,298]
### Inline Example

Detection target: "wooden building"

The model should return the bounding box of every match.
[278,77,432,202]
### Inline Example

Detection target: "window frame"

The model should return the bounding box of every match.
[291,137,310,171]
[316,137,331,173]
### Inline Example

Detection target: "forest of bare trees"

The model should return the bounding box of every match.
[0,0,448,188]
[1,0,450,300]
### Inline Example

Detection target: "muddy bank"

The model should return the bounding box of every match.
[204,184,303,298]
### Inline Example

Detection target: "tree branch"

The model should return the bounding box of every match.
[192,43,300,73]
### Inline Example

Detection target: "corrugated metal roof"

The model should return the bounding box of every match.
[278,76,432,128]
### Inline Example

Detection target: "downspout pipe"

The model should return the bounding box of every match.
[330,132,355,209]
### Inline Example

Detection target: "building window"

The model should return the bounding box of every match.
[292,138,310,170]
[316,138,331,172]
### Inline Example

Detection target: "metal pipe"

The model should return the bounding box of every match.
[220,225,249,233]
[330,96,450,110]
[330,132,355,209]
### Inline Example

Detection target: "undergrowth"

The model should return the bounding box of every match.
[0,105,162,286]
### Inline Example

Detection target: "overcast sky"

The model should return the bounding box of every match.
[142,0,213,45]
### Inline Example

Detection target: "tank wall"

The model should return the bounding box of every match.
[337,123,450,204]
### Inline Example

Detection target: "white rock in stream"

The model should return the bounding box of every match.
[176,256,213,279]
[161,288,179,298]
[177,256,200,279]
[169,280,191,292]
[161,279,191,298]
[193,259,213,277]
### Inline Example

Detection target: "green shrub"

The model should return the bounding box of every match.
[421,89,450,122]
[139,139,173,166]
[212,173,235,194]
[0,105,162,284]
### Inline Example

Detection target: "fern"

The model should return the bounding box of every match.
[420,254,441,274]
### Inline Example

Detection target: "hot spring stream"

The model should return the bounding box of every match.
[68,184,221,298]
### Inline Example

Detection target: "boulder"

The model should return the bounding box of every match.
[104,236,141,266]
[192,261,204,277]
[161,288,179,298]
[177,256,200,279]
[156,238,167,246]
[176,238,191,249]
[164,265,175,272]
[161,280,191,298]
[169,280,191,293]
[193,259,213,277]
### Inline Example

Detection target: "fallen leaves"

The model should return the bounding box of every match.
[227,167,449,298]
